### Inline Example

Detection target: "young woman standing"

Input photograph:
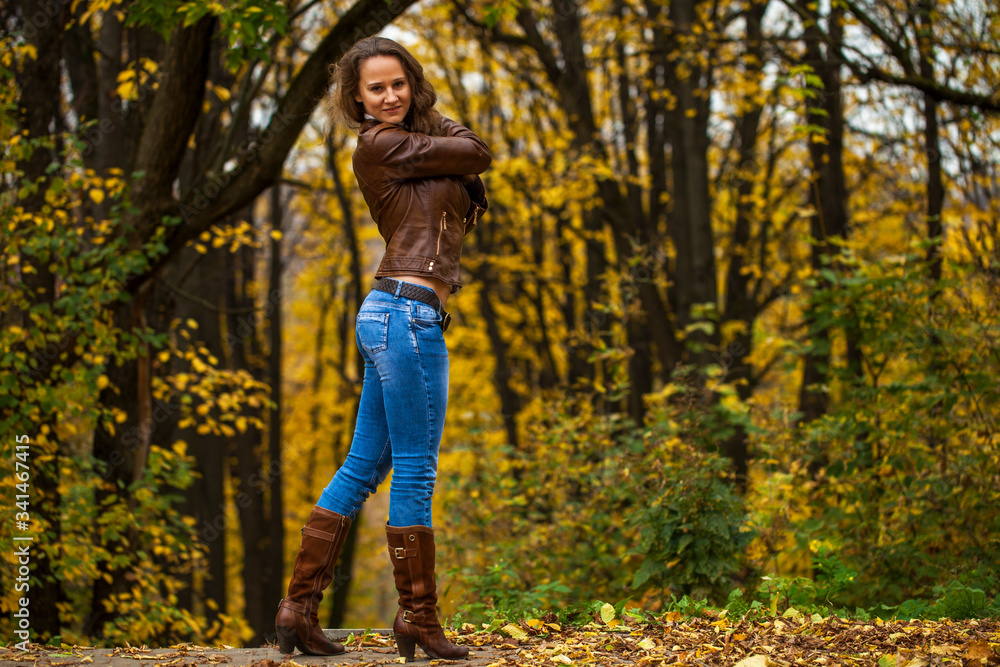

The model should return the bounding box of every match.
[274,36,490,662]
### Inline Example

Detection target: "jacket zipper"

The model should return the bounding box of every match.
[436,212,447,255]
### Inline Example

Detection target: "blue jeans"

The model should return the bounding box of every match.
[317,283,449,528]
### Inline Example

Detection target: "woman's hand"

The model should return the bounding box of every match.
[460,174,486,206]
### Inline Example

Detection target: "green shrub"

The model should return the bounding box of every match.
[443,397,752,620]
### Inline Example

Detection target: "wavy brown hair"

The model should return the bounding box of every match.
[325,36,443,136]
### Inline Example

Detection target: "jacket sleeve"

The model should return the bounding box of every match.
[361,118,492,180]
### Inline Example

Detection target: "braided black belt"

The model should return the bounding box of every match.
[372,278,451,332]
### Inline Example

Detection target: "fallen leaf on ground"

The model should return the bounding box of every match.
[733,655,776,667]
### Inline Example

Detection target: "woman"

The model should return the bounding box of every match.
[274,36,490,662]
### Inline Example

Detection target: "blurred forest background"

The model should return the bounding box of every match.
[2,0,1000,649]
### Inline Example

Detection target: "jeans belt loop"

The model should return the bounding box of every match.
[393,280,403,299]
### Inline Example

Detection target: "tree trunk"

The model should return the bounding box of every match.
[918,0,944,285]
[796,0,853,428]
[263,185,285,642]
[168,243,231,627]
[664,0,720,367]
[718,0,771,488]
[917,0,947,467]
[515,2,610,395]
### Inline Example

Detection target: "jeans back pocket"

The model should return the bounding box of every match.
[356,312,389,354]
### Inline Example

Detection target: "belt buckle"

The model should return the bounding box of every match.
[441,311,451,332]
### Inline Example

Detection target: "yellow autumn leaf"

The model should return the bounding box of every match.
[270,229,283,240]
[90,189,105,204]
[158,351,171,363]
[525,618,543,630]
[501,623,528,640]
[186,319,199,330]
[97,374,109,389]
[732,657,777,667]
[116,80,138,101]
[173,441,187,457]
[638,637,656,650]
[600,602,616,625]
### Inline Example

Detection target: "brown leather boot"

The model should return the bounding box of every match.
[386,525,469,661]
[274,507,351,655]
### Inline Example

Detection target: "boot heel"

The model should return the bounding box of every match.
[276,625,297,655]
[395,633,416,661]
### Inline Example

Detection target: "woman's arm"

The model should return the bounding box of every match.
[359,118,492,180]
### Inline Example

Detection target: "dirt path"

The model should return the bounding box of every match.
[0,641,503,667]
[0,630,504,667]
[3,616,999,667]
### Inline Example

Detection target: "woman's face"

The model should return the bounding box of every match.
[355,55,411,125]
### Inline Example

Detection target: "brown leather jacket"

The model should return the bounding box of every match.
[353,117,492,291]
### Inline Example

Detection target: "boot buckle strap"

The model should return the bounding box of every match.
[400,608,434,624]
[394,547,418,559]
[279,599,307,614]
[302,526,336,540]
